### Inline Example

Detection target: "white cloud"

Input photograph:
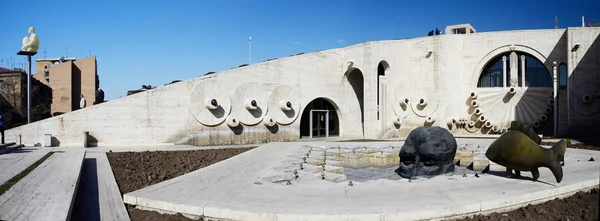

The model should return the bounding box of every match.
[337,39,345,44]
[293,41,299,45]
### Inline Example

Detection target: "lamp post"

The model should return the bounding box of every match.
[17,51,36,124]
[17,26,40,124]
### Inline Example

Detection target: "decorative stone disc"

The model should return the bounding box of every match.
[441,105,463,128]
[570,81,600,116]
[231,82,268,126]
[268,85,300,125]
[225,115,240,127]
[392,84,410,118]
[410,92,439,117]
[189,80,231,126]
[464,120,480,133]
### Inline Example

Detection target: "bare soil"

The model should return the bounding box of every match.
[107,147,255,221]
[456,188,599,221]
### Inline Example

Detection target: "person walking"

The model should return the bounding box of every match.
[0,113,5,144]
[80,94,86,109]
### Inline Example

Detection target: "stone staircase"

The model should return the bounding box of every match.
[0,149,85,221]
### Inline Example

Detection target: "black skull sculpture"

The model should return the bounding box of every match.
[395,126,457,179]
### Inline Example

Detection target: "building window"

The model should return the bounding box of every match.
[478,51,551,88]
[0,80,4,92]
[559,63,567,89]
[524,56,552,87]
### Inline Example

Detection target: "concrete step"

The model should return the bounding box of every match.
[0,147,52,185]
[0,149,86,221]
[71,152,130,221]
[0,142,24,155]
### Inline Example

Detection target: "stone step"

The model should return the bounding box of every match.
[0,147,51,185]
[0,149,86,221]
[0,143,24,155]
[70,152,130,221]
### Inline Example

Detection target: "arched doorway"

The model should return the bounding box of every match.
[377,61,389,120]
[346,68,364,126]
[299,98,340,138]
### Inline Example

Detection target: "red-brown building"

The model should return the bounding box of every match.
[32,56,99,115]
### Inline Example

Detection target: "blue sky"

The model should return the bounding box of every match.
[1,0,598,100]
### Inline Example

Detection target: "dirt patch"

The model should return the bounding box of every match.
[456,188,599,221]
[126,205,201,221]
[107,147,255,194]
[107,147,255,221]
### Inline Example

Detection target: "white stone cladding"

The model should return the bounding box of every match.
[5,27,600,146]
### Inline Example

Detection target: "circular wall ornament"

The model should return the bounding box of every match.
[441,105,463,128]
[189,80,231,126]
[268,85,300,125]
[231,82,268,126]
[570,81,600,116]
[410,92,439,117]
[392,84,410,118]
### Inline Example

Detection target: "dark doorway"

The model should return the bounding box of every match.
[300,98,339,138]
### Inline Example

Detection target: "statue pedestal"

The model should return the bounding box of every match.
[17,50,37,124]
[17,51,37,56]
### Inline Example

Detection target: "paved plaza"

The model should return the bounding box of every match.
[122,139,600,221]
[0,138,597,221]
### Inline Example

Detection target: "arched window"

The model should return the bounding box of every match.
[559,63,567,89]
[478,52,551,88]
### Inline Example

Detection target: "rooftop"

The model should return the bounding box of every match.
[0,67,25,74]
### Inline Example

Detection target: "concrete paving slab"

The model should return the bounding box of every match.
[123,141,600,221]
[0,147,51,185]
[0,149,85,221]
[71,152,130,221]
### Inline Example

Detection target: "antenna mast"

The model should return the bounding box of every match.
[555,16,558,29]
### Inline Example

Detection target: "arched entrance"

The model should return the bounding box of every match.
[377,61,389,120]
[346,68,364,135]
[299,98,340,138]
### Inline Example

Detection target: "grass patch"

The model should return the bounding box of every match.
[0,151,55,196]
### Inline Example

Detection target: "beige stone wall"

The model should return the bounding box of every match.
[566,28,600,135]
[74,56,97,105]
[50,61,73,114]
[4,27,600,146]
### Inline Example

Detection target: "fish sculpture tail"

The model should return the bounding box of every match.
[548,139,567,183]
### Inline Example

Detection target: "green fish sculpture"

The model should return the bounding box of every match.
[509,121,542,144]
[485,130,566,183]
